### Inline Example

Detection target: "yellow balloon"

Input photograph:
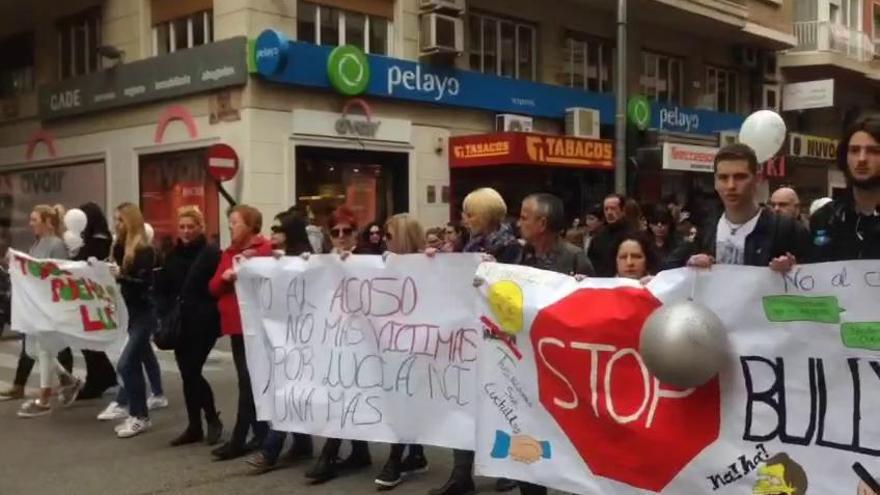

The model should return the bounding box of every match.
[488,280,524,334]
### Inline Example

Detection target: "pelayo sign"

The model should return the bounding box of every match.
[649,101,744,136]
[39,37,248,120]
[254,30,614,122]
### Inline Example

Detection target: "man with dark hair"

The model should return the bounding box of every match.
[588,193,628,276]
[688,143,809,271]
[517,193,594,276]
[811,113,880,261]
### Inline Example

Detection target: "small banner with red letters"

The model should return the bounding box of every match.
[9,249,127,353]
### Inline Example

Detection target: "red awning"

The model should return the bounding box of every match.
[449,132,614,170]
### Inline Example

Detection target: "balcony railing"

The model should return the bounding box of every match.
[792,20,875,63]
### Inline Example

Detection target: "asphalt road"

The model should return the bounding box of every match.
[0,334,543,495]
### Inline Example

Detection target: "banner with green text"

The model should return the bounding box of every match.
[9,249,127,352]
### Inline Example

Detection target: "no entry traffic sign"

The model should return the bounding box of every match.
[206,143,239,182]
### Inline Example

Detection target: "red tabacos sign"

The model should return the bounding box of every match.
[449,133,614,170]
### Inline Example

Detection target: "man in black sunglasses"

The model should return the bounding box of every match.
[811,114,880,261]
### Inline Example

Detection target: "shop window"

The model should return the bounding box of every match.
[296,0,391,55]
[560,35,614,93]
[295,146,408,229]
[139,150,221,250]
[0,162,106,253]
[0,32,34,98]
[58,8,102,79]
[153,10,213,56]
[705,66,740,113]
[640,51,683,105]
[468,13,536,81]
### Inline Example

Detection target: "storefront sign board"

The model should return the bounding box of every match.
[789,133,839,161]
[255,30,615,122]
[782,79,834,111]
[39,37,248,120]
[651,102,744,136]
[662,142,717,173]
[449,133,613,170]
[292,109,411,143]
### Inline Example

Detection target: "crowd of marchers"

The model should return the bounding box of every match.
[0,114,878,495]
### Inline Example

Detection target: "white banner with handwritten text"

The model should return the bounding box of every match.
[474,261,880,494]
[236,254,482,449]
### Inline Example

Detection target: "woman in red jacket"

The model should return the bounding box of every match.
[208,204,273,460]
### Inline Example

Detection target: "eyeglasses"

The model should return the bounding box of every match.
[330,227,353,237]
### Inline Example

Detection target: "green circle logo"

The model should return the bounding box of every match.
[327,45,370,96]
[627,95,652,131]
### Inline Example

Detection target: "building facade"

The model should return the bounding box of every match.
[0,0,865,249]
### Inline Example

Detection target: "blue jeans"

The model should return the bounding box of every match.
[116,310,157,419]
[115,342,163,407]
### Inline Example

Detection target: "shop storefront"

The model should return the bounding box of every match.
[775,132,840,204]
[449,133,614,219]
[252,29,616,227]
[0,36,250,248]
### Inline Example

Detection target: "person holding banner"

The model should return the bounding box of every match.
[246,209,314,474]
[373,213,430,490]
[108,203,159,438]
[811,113,880,261]
[613,232,658,282]
[209,205,272,460]
[72,202,119,401]
[687,143,809,272]
[154,206,224,447]
[15,204,83,417]
[306,205,373,483]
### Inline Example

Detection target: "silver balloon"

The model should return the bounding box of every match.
[639,301,729,388]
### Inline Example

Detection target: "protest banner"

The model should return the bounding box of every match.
[474,261,880,495]
[9,249,127,352]
[236,253,482,449]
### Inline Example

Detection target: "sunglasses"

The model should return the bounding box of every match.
[270,225,283,233]
[330,227,354,237]
[369,229,381,235]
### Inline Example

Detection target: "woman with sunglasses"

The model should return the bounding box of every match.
[305,206,372,484]
[646,204,691,270]
[358,222,385,255]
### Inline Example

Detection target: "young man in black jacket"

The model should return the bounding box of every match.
[811,114,880,262]
[688,143,810,271]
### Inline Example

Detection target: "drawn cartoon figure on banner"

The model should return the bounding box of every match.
[488,280,524,334]
[752,453,808,495]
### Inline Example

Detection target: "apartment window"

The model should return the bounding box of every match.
[762,84,780,111]
[0,33,34,98]
[705,66,739,113]
[468,13,536,81]
[153,10,212,56]
[296,1,391,55]
[640,52,684,105]
[560,35,614,93]
[58,9,101,79]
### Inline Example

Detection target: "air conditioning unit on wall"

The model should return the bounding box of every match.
[420,13,464,55]
[565,107,600,139]
[496,114,533,132]
[419,0,466,14]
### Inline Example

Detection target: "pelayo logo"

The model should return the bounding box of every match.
[627,96,651,131]
[327,45,370,96]
[254,29,289,76]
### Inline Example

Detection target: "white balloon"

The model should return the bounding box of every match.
[63,230,83,253]
[738,110,787,163]
[144,223,155,244]
[64,208,88,234]
[639,301,729,389]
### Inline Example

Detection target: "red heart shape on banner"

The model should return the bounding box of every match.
[531,286,720,492]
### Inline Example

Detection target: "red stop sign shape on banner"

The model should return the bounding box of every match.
[206,143,239,182]
[531,287,720,492]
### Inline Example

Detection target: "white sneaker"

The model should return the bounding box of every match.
[117,416,151,438]
[97,401,129,421]
[147,395,169,410]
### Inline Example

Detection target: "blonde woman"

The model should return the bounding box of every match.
[16,205,83,417]
[374,214,429,490]
[154,206,223,446]
[461,187,521,263]
[107,203,159,438]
